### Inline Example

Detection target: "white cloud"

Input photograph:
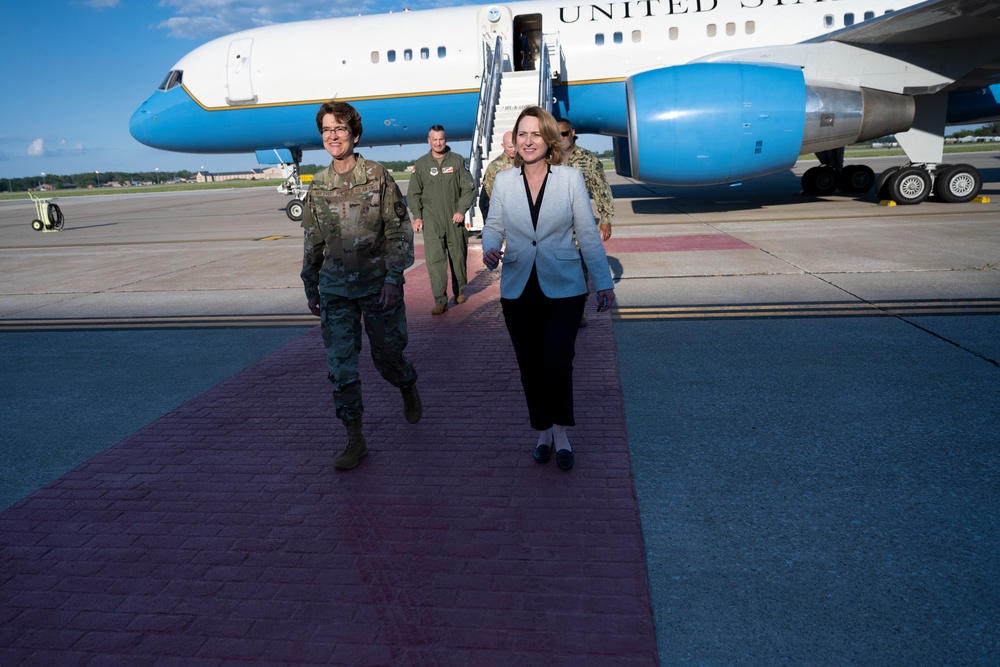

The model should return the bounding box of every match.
[155,0,365,39]
[26,138,86,158]
[84,0,122,8]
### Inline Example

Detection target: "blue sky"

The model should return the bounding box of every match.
[0,0,480,180]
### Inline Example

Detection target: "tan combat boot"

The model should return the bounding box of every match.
[401,384,423,424]
[335,418,368,470]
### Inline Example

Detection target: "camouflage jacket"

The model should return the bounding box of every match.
[481,152,515,199]
[564,145,615,226]
[300,155,414,300]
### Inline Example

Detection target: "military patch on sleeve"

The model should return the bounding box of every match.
[394,201,407,220]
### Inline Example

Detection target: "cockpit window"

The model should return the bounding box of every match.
[158,70,183,91]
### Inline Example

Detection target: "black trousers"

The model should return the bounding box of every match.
[501,268,587,431]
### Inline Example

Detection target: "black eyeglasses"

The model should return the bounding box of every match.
[560,131,570,137]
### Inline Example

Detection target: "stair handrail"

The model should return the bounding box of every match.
[468,35,504,226]
[537,33,556,112]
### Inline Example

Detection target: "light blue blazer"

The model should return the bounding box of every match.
[482,165,614,300]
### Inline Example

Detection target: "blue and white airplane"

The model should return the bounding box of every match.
[130,0,1000,220]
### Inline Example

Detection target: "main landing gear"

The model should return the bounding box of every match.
[873,163,983,205]
[277,148,308,221]
[802,147,984,205]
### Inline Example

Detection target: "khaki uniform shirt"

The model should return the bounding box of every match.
[300,155,413,300]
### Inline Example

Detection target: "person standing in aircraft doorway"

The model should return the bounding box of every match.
[300,101,422,471]
[408,125,475,315]
[557,117,615,327]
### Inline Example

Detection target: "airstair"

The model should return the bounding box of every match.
[467,34,559,230]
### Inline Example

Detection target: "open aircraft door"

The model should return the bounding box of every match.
[478,5,514,69]
[226,38,256,105]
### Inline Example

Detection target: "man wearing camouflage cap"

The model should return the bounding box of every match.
[300,100,422,471]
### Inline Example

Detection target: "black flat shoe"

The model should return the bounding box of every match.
[555,448,574,471]
[533,443,552,463]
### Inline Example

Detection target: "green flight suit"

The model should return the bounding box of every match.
[407,149,475,306]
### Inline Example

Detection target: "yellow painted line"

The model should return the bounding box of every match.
[613,299,1000,321]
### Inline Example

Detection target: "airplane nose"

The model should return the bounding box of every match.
[129,98,158,148]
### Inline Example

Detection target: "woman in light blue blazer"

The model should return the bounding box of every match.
[482,106,616,471]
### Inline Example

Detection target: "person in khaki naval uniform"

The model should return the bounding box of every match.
[408,125,475,315]
[300,101,422,471]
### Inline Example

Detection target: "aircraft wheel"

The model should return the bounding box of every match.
[47,203,64,230]
[31,219,44,231]
[874,166,901,200]
[837,165,875,194]
[286,198,304,221]
[886,166,931,205]
[802,166,837,195]
[933,163,982,203]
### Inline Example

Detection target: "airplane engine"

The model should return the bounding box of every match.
[624,63,915,186]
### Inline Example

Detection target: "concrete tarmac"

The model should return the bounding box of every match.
[1,152,998,665]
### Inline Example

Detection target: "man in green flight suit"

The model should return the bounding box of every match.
[408,125,475,315]
[300,100,422,471]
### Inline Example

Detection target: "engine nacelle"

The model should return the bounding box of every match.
[624,63,915,186]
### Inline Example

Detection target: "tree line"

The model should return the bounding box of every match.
[1,170,196,193]
[5,123,994,193]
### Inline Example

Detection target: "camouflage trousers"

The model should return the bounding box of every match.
[320,290,418,422]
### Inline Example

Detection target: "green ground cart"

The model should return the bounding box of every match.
[28,191,65,232]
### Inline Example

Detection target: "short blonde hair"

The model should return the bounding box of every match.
[512,106,567,167]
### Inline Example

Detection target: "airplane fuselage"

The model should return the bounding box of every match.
[131,0,912,153]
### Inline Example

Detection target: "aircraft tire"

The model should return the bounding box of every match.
[801,166,837,195]
[886,166,931,205]
[31,219,43,231]
[874,166,901,201]
[933,163,982,203]
[286,198,304,222]
[837,165,875,194]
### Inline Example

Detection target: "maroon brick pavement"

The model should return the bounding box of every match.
[0,246,659,666]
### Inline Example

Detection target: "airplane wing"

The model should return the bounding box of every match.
[814,0,1000,91]
[817,0,1000,46]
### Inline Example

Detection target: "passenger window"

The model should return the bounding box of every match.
[404,49,413,61]
[745,21,755,34]
[595,33,605,46]
[438,46,447,58]
[420,47,429,60]
[632,30,641,43]
[387,50,396,63]
[844,13,855,26]
[370,51,379,64]
[613,32,623,44]
[824,15,834,28]
[669,27,678,40]
[726,22,735,36]
[864,11,874,20]
[707,24,717,37]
